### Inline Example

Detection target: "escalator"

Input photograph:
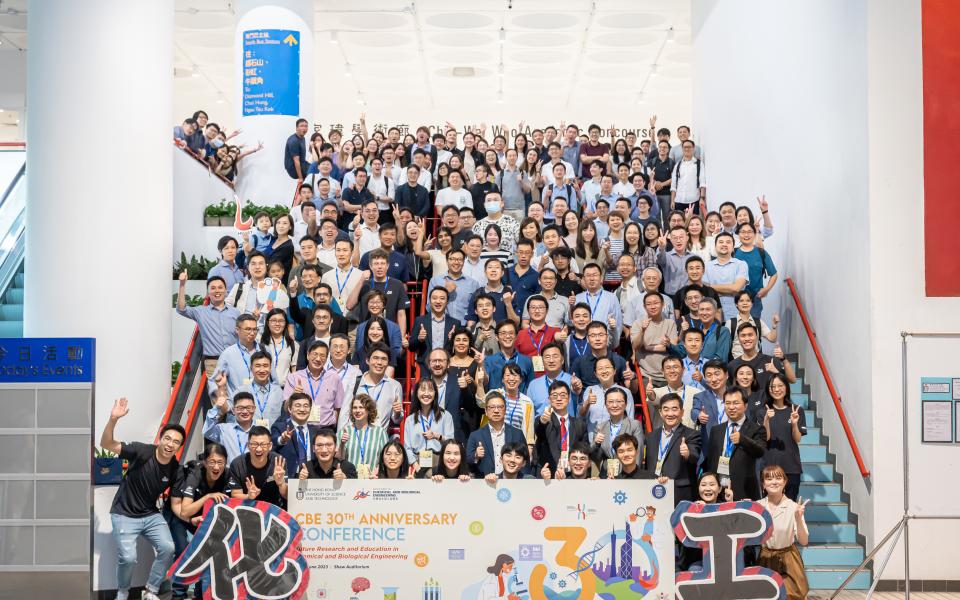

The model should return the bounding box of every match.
[0,144,25,338]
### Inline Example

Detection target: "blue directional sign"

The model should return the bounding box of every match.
[0,338,95,383]
[242,29,301,116]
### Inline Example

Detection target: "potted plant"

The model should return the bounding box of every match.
[171,361,182,387]
[203,203,220,226]
[93,447,124,485]
[219,200,235,226]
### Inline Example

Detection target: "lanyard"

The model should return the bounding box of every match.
[254,383,272,416]
[437,382,446,408]
[235,430,248,454]
[587,291,603,318]
[335,267,354,297]
[237,343,252,379]
[419,412,435,433]
[530,328,548,354]
[723,423,737,457]
[354,425,369,462]
[306,373,322,403]
[362,380,385,403]
[375,276,390,292]
[272,339,285,365]
[610,420,623,439]
[571,337,588,360]
[297,426,309,459]
[506,395,521,425]
[658,429,674,462]
[703,321,718,339]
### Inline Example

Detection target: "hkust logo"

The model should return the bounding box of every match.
[167,499,310,600]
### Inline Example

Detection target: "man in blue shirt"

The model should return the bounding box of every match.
[358,222,410,281]
[208,236,244,291]
[507,239,541,313]
[690,360,730,460]
[428,248,479,324]
[704,232,749,318]
[176,272,240,377]
[575,263,623,344]
[480,320,535,393]
[284,118,309,180]
[209,314,261,398]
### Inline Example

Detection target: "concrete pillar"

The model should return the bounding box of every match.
[25,0,174,440]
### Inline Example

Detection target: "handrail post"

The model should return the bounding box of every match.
[634,362,653,433]
[785,277,870,478]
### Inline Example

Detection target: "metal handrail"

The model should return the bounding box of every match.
[785,277,870,478]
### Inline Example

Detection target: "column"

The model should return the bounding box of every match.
[234,0,314,207]
[25,0,174,440]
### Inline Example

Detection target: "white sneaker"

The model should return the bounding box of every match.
[141,592,161,600]
[115,590,129,600]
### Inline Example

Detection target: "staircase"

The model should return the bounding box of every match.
[0,263,23,337]
[790,358,871,590]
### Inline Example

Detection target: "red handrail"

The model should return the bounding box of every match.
[0,142,25,147]
[633,362,653,434]
[176,373,208,461]
[157,325,200,444]
[173,140,235,189]
[786,277,870,478]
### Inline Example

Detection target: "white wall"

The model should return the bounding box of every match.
[693,0,959,579]
[865,0,960,579]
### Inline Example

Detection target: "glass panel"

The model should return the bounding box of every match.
[0,525,33,565]
[36,480,88,519]
[0,434,34,473]
[36,434,87,473]
[36,525,88,566]
[0,389,35,428]
[37,389,91,428]
[0,479,34,519]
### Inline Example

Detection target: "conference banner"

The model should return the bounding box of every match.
[289,479,675,599]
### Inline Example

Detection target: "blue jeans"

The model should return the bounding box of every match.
[110,512,176,593]
[751,295,764,320]
[163,506,191,598]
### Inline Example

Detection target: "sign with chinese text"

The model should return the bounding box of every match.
[0,337,94,383]
[242,29,300,117]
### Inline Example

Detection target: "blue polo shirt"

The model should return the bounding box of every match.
[483,351,535,393]
[507,266,541,313]
[428,274,480,325]
[527,372,576,417]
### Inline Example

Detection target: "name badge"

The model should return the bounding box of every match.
[419,449,434,470]
[309,404,323,423]
[606,460,621,479]
[357,464,371,479]
[655,460,664,477]
[255,418,269,428]
[531,356,545,372]
[559,450,569,472]
[717,455,731,476]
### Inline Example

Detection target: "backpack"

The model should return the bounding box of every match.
[673,158,702,188]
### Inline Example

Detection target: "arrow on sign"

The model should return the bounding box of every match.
[283,34,298,46]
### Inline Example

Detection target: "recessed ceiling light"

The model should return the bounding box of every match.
[451,67,476,77]
[499,28,506,43]
[344,64,352,77]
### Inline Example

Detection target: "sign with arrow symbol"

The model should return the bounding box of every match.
[242,29,300,116]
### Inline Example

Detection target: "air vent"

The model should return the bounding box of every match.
[451,67,476,77]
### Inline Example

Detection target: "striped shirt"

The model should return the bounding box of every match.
[336,424,389,472]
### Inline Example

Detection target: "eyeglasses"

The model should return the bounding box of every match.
[205,460,226,468]
[234,405,254,412]
[160,435,183,446]
[248,442,271,449]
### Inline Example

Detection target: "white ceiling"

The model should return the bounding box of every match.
[0,0,692,130]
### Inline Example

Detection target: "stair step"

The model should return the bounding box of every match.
[0,321,23,338]
[799,482,842,502]
[800,427,820,444]
[800,445,826,462]
[804,502,849,523]
[806,566,871,590]
[808,522,857,543]
[4,288,23,304]
[0,304,23,320]
[801,544,865,566]
[801,462,834,482]
[13,272,24,288]
[792,393,810,409]
[790,380,803,394]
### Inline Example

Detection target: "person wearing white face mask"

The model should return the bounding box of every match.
[471,191,520,254]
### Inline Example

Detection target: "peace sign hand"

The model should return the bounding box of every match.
[245,476,261,499]
[790,404,801,425]
[273,456,287,483]
[757,194,769,212]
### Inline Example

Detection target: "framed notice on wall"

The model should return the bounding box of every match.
[920,377,958,443]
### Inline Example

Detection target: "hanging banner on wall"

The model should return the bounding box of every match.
[289,479,675,599]
[242,29,300,117]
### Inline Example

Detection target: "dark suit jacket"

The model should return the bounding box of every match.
[270,419,324,478]
[395,183,431,217]
[641,424,700,487]
[534,413,589,471]
[691,389,725,461]
[466,424,526,477]
[704,419,766,500]
[437,371,468,444]
[409,314,460,372]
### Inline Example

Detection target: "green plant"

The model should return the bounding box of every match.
[172,253,218,280]
[203,203,220,218]
[171,361,182,386]
[95,447,118,459]
[171,293,204,308]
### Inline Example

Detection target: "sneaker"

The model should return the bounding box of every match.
[116,590,129,600]
[141,592,161,600]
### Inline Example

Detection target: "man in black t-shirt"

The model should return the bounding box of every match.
[226,426,288,508]
[727,322,786,395]
[299,428,358,479]
[284,118,308,180]
[101,398,185,600]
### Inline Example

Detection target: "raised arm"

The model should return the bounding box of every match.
[99,398,129,455]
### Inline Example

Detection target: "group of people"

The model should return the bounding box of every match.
[173,109,263,181]
[117,115,808,600]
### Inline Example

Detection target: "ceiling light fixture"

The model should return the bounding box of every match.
[216,95,226,104]
[497,90,504,104]
[344,63,352,77]
[330,30,339,44]
[666,28,675,43]
[497,63,504,77]
[191,64,200,78]
[499,28,506,43]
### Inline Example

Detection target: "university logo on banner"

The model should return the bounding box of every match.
[168,499,309,600]
[671,500,786,600]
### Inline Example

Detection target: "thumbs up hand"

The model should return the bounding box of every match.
[679,436,690,459]
[418,324,427,341]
